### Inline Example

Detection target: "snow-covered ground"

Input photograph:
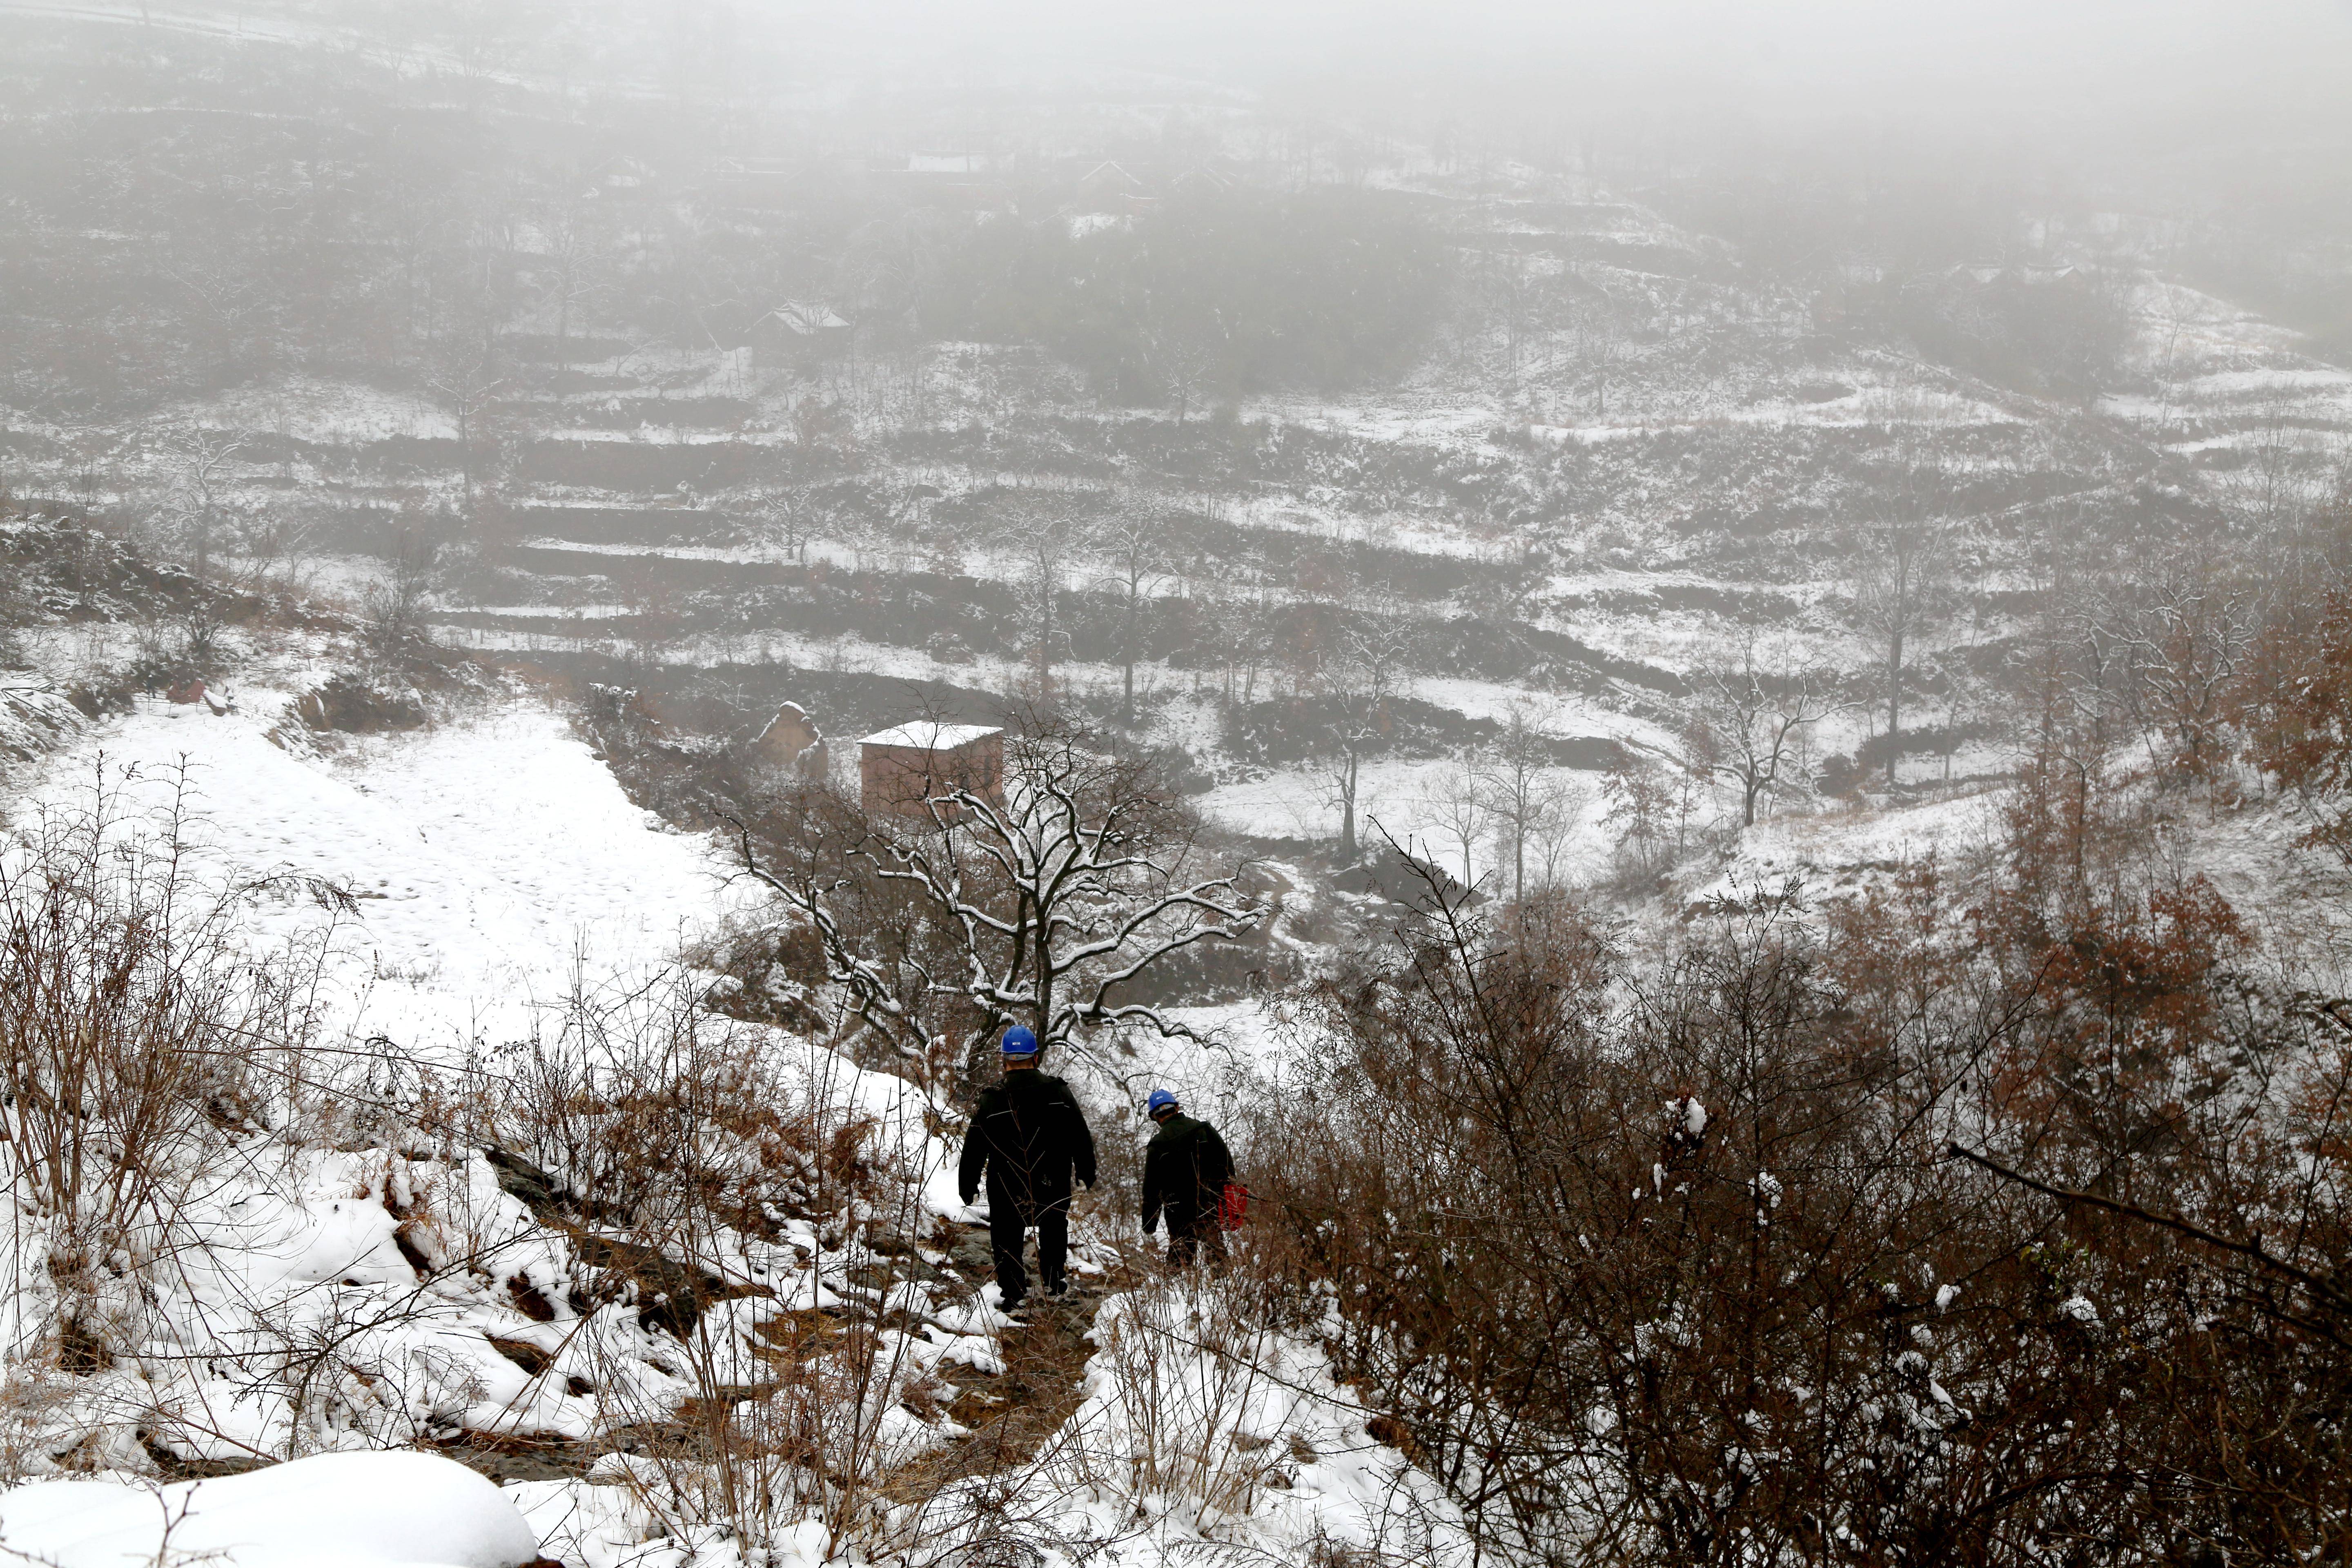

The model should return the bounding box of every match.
[22,695,751,1055]
[2,676,1470,1568]
[0,1451,542,1568]
[1198,755,1615,884]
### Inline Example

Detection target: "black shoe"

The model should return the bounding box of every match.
[1000,1297,1029,1320]
[1044,1280,1069,1299]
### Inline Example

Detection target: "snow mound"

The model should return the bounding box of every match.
[0,1451,542,1568]
[0,675,80,761]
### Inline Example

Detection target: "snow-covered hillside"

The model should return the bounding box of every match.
[24,694,747,1054]
[5,0,2352,1558]
[0,662,1462,1568]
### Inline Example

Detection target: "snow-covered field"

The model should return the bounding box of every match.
[1198,755,1616,886]
[23,696,749,1055]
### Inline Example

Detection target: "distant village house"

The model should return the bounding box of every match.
[751,302,853,370]
[859,722,1003,819]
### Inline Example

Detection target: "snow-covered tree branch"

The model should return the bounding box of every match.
[737,717,1266,1094]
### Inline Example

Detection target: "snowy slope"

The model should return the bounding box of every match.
[24,694,751,1054]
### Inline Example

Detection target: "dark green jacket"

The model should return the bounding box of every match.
[959,1069,1096,1212]
[1141,1112,1234,1234]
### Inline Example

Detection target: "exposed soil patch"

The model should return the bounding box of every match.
[884,1228,1147,1503]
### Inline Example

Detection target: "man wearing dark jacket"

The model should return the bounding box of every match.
[1139,1088,1234,1269]
[958,1026,1096,1314]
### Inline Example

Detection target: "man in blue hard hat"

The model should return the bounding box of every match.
[1140,1088,1235,1270]
[958,1025,1097,1317]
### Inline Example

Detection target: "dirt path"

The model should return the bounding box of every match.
[884,1225,1144,1501]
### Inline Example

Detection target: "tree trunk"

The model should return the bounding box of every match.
[457,401,478,505]
[1886,624,1904,786]
[1338,752,1359,859]
[1122,590,1138,720]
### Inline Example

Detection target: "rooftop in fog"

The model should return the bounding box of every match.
[859,722,1002,751]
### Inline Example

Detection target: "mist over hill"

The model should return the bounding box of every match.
[4,4,2352,1566]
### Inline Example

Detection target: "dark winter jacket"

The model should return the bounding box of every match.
[958,1069,1097,1214]
[1140,1112,1234,1234]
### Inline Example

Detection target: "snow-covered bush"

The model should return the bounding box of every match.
[1082,1281,1292,1518]
[0,782,312,1392]
[1253,834,2352,1565]
[880,1271,1477,1568]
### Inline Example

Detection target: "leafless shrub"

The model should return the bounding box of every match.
[445,971,971,1557]
[361,531,440,659]
[741,713,1265,1102]
[1252,835,2352,1565]
[0,771,318,1370]
[1082,1280,1290,1517]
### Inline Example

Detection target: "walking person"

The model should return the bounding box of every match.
[958,1026,1096,1318]
[1139,1088,1235,1270]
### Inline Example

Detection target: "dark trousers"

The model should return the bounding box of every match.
[990,1196,1068,1306]
[1164,1209,1228,1271]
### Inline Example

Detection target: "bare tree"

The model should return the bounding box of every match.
[153,427,253,667]
[1686,642,1851,829]
[1214,547,1281,707]
[165,255,277,390]
[739,717,1265,1093]
[1092,494,1171,721]
[1603,744,1699,878]
[1486,705,1599,902]
[1311,603,1415,862]
[1479,246,1539,393]
[1568,291,1630,419]
[1415,760,1490,891]
[425,348,508,506]
[1479,703,1578,902]
[751,482,833,564]
[990,494,1092,707]
[534,198,608,364]
[1147,305,1225,425]
[2111,559,2259,784]
[154,426,249,587]
[2226,400,2324,543]
[1853,520,1954,787]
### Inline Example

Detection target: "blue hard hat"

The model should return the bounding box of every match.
[1001,1026,1040,1057]
[1147,1088,1180,1117]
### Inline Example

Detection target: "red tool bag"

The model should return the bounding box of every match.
[1219,1182,1252,1230]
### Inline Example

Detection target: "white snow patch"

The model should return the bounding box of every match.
[25,697,748,1054]
[0,1451,540,1568]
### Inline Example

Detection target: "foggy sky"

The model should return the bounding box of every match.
[776,1,2352,141]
